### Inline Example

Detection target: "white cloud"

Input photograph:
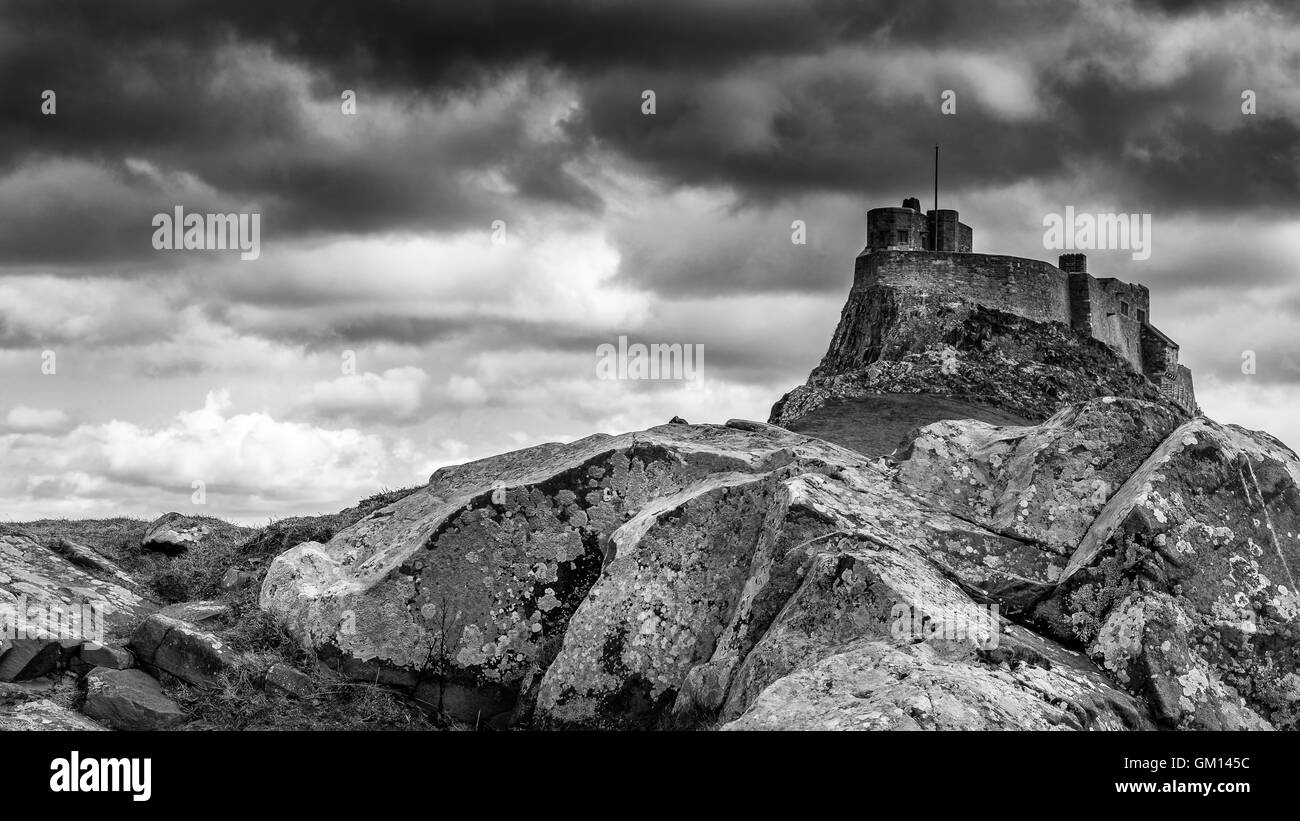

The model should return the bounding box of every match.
[3,405,71,434]
[300,366,431,425]
[0,390,435,523]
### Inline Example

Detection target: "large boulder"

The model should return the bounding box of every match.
[83,667,186,730]
[1038,418,1300,729]
[141,512,211,555]
[262,418,1139,729]
[262,421,873,722]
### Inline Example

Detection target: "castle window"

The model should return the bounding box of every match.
[1120,301,1129,316]
[1137,309,1147,323]
[896,230,910,246]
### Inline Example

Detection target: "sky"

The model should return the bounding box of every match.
[0,0,1297,524]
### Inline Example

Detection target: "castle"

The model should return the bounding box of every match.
[860,198,1196,414]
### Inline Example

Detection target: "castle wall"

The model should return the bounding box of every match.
[1082,278,1144,372]
[851,208,1196,414]
[854,250,1071,325]
[1140,323,1179,376]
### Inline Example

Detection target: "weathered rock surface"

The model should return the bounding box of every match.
[83,667,186,730]
[130,613,241,688]
[0,526,156,640]
[158,600,230,627]
[724,633,1149,731]
[0,638,62,682]
[0,698,106,731]
[262,416,1156,730]
[73,642,135,674]
[142,512,211,555]
[264,662,314,698]
[1036,417,1300,729]
[50,537,139,587]
[894,397,1182,557]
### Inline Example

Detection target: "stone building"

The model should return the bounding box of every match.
[859,198,1196,414]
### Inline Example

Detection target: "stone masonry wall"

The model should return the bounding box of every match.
[854,250,1071,326]
[1083,279,1144,373]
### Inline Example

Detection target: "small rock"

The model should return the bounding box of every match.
[83,667,186,730]
[668,416,688,425]
[74,642,134,675]
[220,567,255,591]
[264,663,314,698]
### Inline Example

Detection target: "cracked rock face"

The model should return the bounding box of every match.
[0,527,155,641]
[261,422,873,722]
[259,397,1299,730]
[723,634,1150,731]
[261,416,1152,729]
[1038,418,1300,729]
[893,397,1182,566]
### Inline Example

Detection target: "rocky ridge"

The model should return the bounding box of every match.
[2,280,1296,731]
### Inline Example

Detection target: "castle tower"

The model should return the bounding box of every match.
[865,197,972,253]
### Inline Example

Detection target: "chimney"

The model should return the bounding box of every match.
[902,196,921,212]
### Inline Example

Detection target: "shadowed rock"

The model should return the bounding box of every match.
[83,667,186,730]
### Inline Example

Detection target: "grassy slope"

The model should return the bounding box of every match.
[783,392,1032,457]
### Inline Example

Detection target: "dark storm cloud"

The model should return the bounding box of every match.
[1,0,1298,269]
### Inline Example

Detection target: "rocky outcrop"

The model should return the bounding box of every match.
[770,286,1188,455]
[261,414,1166,729]
[0,527,156,640]
[1035,418,1300,729]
